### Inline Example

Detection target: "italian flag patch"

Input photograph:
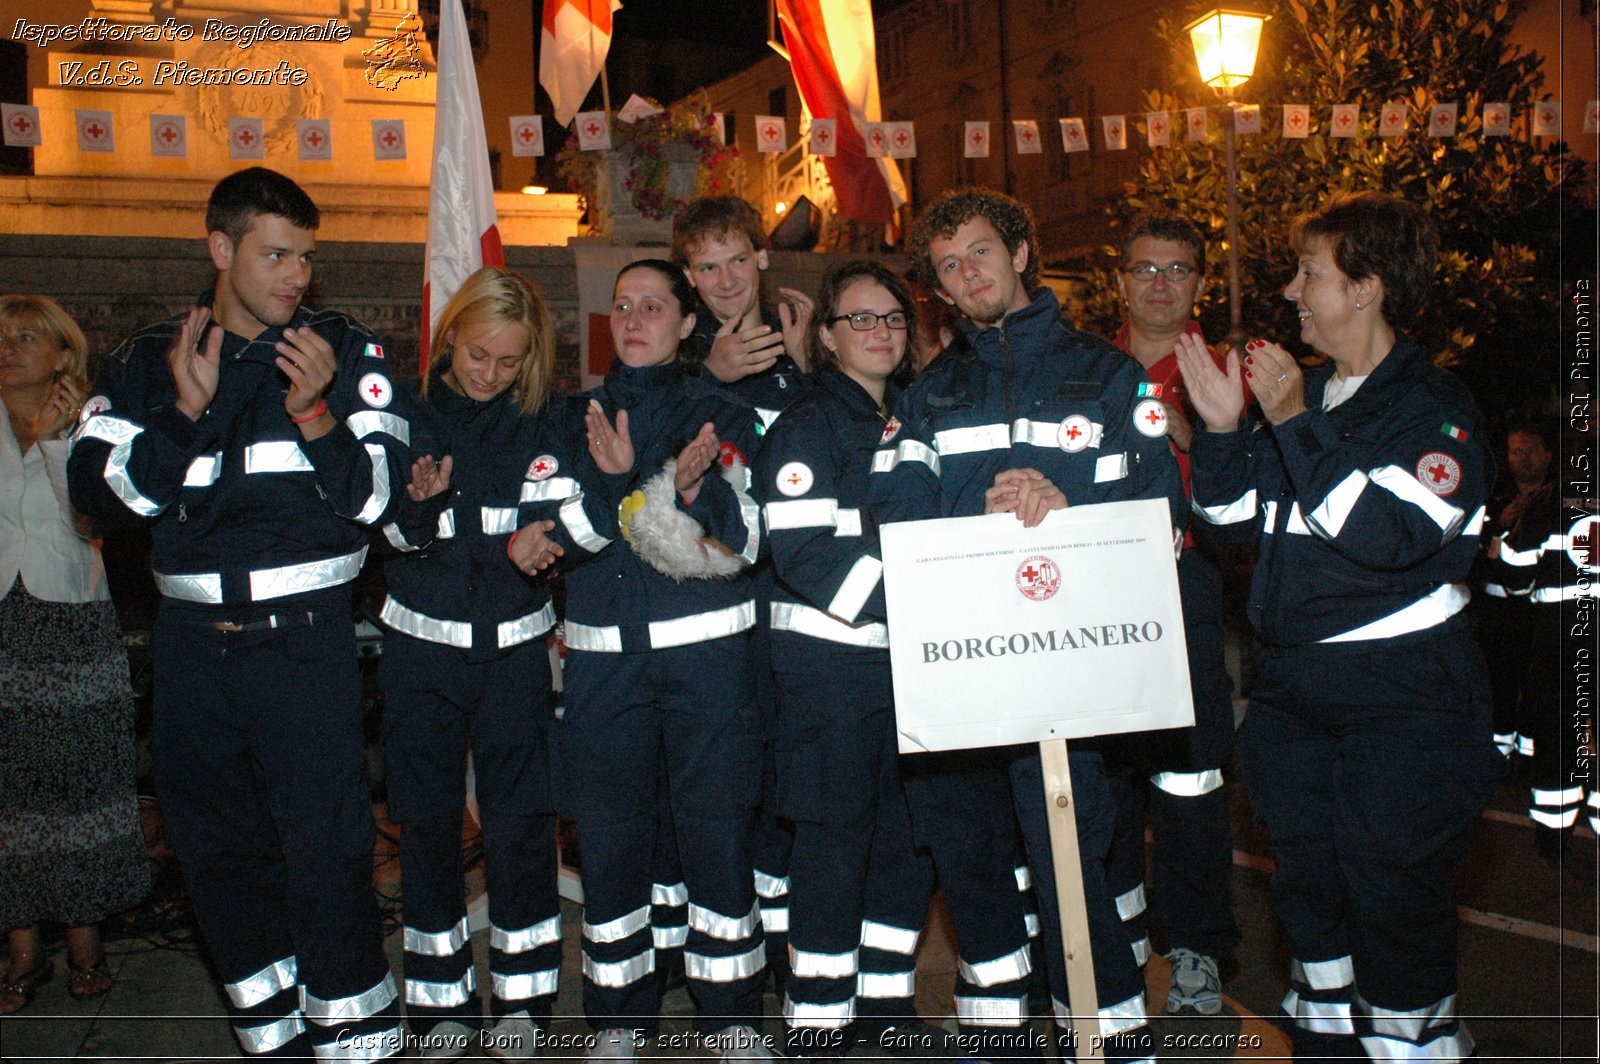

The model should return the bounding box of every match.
[1137,382,1164,398]
[1440,422,1468,442]
[364,343,385,359]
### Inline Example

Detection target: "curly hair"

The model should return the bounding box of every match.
[422,267,554,414]
[806,260,917,384]
[670,196,767,266]
[910,188,1039,291]
[1289,191,1439,326]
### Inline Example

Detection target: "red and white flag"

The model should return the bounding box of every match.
[1532,102,1561,137]
[777,0,906,223]
[887,120,915,158]
[509,115,545,157]
[150,114,187,158]
[1014,119,1042,154]
[1233,104,1261,135]
[1146,111,1170,147]
[1185,107,1207,141]
[297,119,332,161]
[1281,104,1309,139]
[540,0,622,128]
[1101,115,1126,151]
[808,117,837,156]
[3,103,42,147]
[1059,117,1088,153]
[864,121,889,158]
[574,110,611,150]
[1379,102,1407,137]
[76,109,114,153]
[421,0,505,373]
[1481,103,1510,137]
[963,121,990,158]
[756,115,788,152]
[1331,104,1359,138]
[228,118,264,160]
[372,120,407,159]
[1429,102,1458,138]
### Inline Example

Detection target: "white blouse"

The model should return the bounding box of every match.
[0,413,108,603]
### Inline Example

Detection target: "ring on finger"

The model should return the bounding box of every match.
[1275,372,1288,382]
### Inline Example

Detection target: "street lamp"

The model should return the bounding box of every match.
[1184,5,1269,352]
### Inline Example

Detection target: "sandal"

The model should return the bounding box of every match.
[68,957,114,999]
[0,960,52,1014]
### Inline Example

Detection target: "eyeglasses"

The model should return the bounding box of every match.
[829,311,909,331]
[1124,262,1197,282]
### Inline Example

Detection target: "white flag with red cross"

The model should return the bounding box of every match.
[887,120,916,158]
[808,117,837,156]
[297,119,332,161]
[756,115,787,152]
[3,104,42,147]
[372,119,407,159]
[1532,102,1561,137]
[864,121,890,158]
[1013,119,1042,154]
[1481,103,1510,137]
[1185,107,1207,141]
[228,118,265,160]
[1232,103,1261,135]
[150,114,187,158]
[1379,102,1407,137]
[509,115,545,157]
[964,121,990,158]
[575,110,611,150]
[1331,104,1359,138]
[1146,111,1170,147]
[1059,117,1087,153]
[1428,102,1458,138]
[76,109,114,153]
[1281,104,1309,139]
[1101,115,1126,151]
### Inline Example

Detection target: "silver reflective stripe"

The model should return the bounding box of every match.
[954,993,1026,1026]
[1282,501,1311,535]
[769,601,888,648]
[1319,583,1467,643]
[250,546,368,602]
[1358,1030,1475,1062]
[86,416,164,516]
[1094,452,1129,482]
[226,955,299,1008]
[1024,913,1040,938]
[492,915,562,954]
[1010,418,1063,448]
[235,1011,306,1054]
[313,1024,404,1061]
[382,522,421,552]
[684,942,765,982]
[1305,470,1370,538]
[244,440,313,474]
[1498,541,1541,566]
[652,881,689,906]
[653,925,689,949]
[1532,585,1595,603]
[1531,786,1584,805]
[155,570,224,604]
[688,901,761,942]
[764,498,839,531]
[1099,990,1149,1035]
[648,601,756,649]
[185,452,222,487]
[1013,865,1032,891]
[1365,993,1457,1041]
[827,556,884,623]
[584,905,651,944]
[1369,465,1466,535]
[1491,731,1517,757]
[1292,955,1355,991]
[1518,734,1535,757]
[792,948,858,979]
[559,493,612,553]
[583,949,655,987]
[1115,883,1147,921]
[957,944,1031,987]
[1482,583,1508,598]
[733,479,762,564]
[381,596,471,648]
[481,507,520,534]
[493,969,559,1000]
[860,920,918,955]
[1151,768,1224,796]
[857,970,915,998]
[437,508,457,539]
[353,443,392,525]
[1052,997,1071,1025]
[346,410,410,445]
[936,423,1010,455]
[784,994,855,1028]
[1463,505,1486,535]
[872,439,940,476]
[521,477,580,503]
[497,603,557,648]
[565,621,624,652]
[303,971,398,1024]
[1131,936,1150,966]
[1529,806,1578,828]
[754,869,791,898]
[404,968,475,1008]
[834,508,862,537]
[1193,489,1257,525]
[404,917,469,957]
[760,907,789,932]
[1282,989,1356,1034]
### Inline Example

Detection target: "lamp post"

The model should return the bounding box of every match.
[1185,6,1269,353]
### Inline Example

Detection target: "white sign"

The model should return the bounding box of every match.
[882,499,1191,754]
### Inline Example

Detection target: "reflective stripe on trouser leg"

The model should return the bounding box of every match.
[650,756,687,976]
[1355,992,1476,1061]
[395,813,481,1033]
[224,956,308,1056]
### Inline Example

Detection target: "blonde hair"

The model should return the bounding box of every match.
[0,294,89,384]
[422,267,554,413]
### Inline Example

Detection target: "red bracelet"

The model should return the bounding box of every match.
[290,400,328,425]
[506,529,521,559]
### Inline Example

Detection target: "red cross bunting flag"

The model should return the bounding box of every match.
[1532,102,1561,137]
[1101,115,1126,151]
[1380,101,1407,137]
[1586,100,1599,135]
[864,121,890,158]
[756,114,788,152]
[574,109,611,150]
[540,0,621,128]
[509,115,545,157]
[1185,107,1207,141]
[297,119,332,161]
[1429,102,1458,138]
[1331,104,1359,138]
[887,120,916,158]
[1232,103,1261,134]
[372,119,407,160]
[808,117,837,156]
[1059,117,1088,153]
[228,118,265,161]
[964,121,990,158]
[76,109,114,153]
[1281,104,1309,139]
[3,103,42,148]
[1146,111,1170,148]
[710,111,729,145]
[149,114,187,158]
[1013,119,1042,154]
[1482,103,1510,137]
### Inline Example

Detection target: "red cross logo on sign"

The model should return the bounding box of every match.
[527,455,559,481]
[1133,399,1167,437]
[236,127,256,146]
[1385,111,1401,127]
[306,130,324,148]
[84,121,105,141]
[870,129,885,148]
[1338,113,1353,128]
[1152,120,1166,135]
[11,113,33,135]
[1414,451,1461,496]
[358,372,392,409]
[159,124,179,144]
[816,127,831,144]
[762,123,779,143]
[382,130,398,148]
[971,130,985,146]
[1487,110,1503,124]
[1016,555,1062,602]
[1021,126,1036,142]
[585,121,601,138]
[1068,126,1082,140]
[518,125,535,143]
[1289,112,1304,128]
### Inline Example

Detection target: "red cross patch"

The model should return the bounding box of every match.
[1059,414,1093,453]
[1016,555,1061,602]
[775,461,813,497]
[1415,451,1461,496]
[1133,399,1168,437]
[81,395,111,421]
[879,416,901,445]
[358,372,392,409]
[527,455,559,481]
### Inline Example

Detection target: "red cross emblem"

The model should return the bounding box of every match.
[1133,399,1167,437]
[879,416,901,445]
[518,125,534,142]
[159,124,179,144]
[815,126,831,144]
[1487,110,1503,124]
[1152,120,1166,135]
[894,129,909,147]
[381,130,398,147]
[84,121,105,140]
[1539,106,1555,123]
[357,372,392,409]
[1016,555,1061,602]
[1289,112,1304,128]
[775,460,812,496]
[1067,126,1082,141]
[1385,110,1401,127]
[1338,113,1353,128]
[306,130,323,147]
[236,127,256,146]
[1434,111,1450,127]
[971,130,985,145]
[10,113,33,134]
[1021,126,1035,142]
[584,121,601,138]
[1414,451,1460,496]
[786,471,803,487]
[1189,115,1204,133]
[527,454,559,481]
[1059,414,1092,452]
[761,123,779,142]
[870,129,885,148]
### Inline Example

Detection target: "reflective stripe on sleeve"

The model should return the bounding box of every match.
[936,423,1010,455]
[1305,471,1369,538]
[80,416,164,516]
[1193,489,1257,525]
[353,444,392,525]
[1150,768,1223,796]
[646,601,756,649]
[244,441,313,474]
[1010,418,1064,448]
[481,507,519,534]
[769,601,888,648]
[764,498,838,531]
[346,410,410,445]
[1115,884,1147,921]
[1013,865,1032,891]
[1368,465,1466,536]
[184,452,222,487]
[733,478,762,564]
[558,492,612,553]
[872,439,940,476]
[826,556,883,623]
[1318,583,1467,643]
[520,477,580,503]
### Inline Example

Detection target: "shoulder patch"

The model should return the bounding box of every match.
[1137,382,1163,398]
[527,455,559,480]
[775,461,814,497]
[879,416,902,445]
[1059,414,1093,452]
[364,343,385,360]
[81,395,112,421]
[357,372,393,409]
[1415,451,1462,496]
[1133,398,1168,437]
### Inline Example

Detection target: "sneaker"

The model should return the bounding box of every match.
[587,1028,642,1062]
[709,1024,776,1062]
[484,1013,542,1062]
[1163,948,1222,1015]
[419,1020,478,1060]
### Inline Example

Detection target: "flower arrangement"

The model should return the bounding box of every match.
[555,91,739,222]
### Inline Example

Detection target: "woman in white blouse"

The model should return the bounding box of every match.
[0,295,148,1013]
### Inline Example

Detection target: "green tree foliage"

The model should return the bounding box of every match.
[1079,0,1580,410]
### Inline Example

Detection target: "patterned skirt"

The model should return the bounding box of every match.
[0,578,150,926]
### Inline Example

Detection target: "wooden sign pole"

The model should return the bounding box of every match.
[1038,738,1105,1062]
